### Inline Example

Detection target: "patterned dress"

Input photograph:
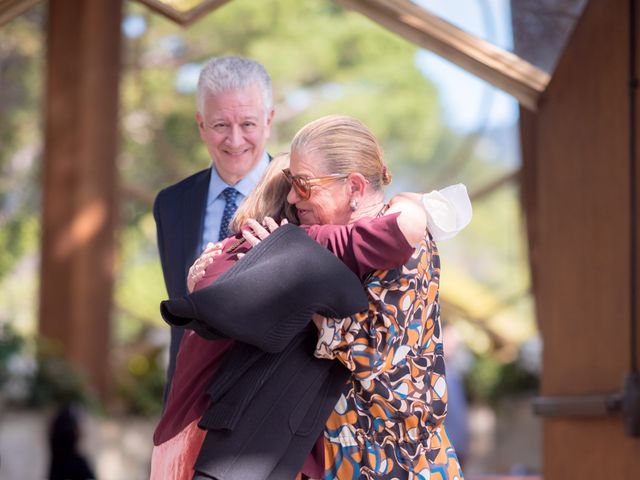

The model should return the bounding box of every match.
[315,237,464,480]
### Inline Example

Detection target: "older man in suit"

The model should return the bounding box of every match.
[154,57,274,398]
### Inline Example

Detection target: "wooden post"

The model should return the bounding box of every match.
[39,0,122,399]
[523,0,640,477]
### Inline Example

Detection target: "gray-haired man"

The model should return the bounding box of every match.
[153,57,274,398]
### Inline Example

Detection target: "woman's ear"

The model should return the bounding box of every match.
[347,172,368,198]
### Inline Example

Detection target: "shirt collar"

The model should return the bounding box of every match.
[207,152,270,205]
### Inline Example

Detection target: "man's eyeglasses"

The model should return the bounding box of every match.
[282,168,349,200]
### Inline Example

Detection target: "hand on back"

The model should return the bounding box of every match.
[187,242,224,293]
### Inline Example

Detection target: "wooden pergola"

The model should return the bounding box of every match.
[2,0,639,478]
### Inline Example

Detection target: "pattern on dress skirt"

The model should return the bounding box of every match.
[315,237,464,480]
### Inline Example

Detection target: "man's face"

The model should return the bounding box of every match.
[196,84,274,185]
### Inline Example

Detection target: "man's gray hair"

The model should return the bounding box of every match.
[196,56,273,116]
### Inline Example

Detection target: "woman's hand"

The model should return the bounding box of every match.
[241,217,288,247]
[187,242,223,293]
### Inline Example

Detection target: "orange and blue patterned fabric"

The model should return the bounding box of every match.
[315,237,464,480]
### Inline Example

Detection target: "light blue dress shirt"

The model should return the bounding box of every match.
[200,152,270,251]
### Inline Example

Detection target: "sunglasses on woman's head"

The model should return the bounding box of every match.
[281,168,350,200]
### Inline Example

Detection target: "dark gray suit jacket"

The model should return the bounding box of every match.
[154,167,212,399]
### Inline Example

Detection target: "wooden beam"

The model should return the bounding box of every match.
[469,168,521,202]
[335,0,550,110]
[135,0,234,27]
[0,0,42,26]
[39,0,123,399]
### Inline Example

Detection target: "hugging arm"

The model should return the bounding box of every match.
[161,225,369,353]
[386,192,429,246]
[305,192,429,279]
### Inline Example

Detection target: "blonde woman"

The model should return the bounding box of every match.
[278,115,466,480]
[151,154,296,478]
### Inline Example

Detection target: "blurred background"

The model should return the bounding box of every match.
[0,0,588,478]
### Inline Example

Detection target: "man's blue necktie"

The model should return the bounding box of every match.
[218,187,240,241]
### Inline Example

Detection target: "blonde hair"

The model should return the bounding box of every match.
[229,153,298,233]
[290,114,392,189]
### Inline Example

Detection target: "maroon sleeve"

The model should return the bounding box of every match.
[194,236,248,291]
[303,213,415,279]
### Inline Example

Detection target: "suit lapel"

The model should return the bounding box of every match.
[178,156,271,288]
[180,168,211,289]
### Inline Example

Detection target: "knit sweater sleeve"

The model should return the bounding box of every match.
[303,213,415,279]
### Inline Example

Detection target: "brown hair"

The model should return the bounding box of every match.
[290,115,392,189]
[229,153,298,233]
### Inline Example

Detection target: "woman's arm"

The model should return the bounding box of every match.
[386,192,428,247]
[240,193,429,280]
[383,185,474,245]
[188,186,471,290]
[304,213,414,279]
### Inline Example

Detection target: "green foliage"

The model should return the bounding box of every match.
[0,323,24,388]
[114,213,167,342]
[27,339,94,408]
[120,0,443,191]
[0,216,39,277]
[0,9,44,166]
[114,345,166,416]
[464,352,539,405]
[0,8,43,281]
[0,324,94,408]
